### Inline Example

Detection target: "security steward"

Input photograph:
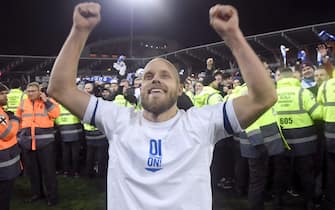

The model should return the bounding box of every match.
[275,67,323,210]
[83,82,108,178]
[235,84,287,210]
[0,83,21,210]
[193,81,223,107]
[55,104,83,177]
[5,79,25,113]
[16,82,60,206]
[317,78,335,210]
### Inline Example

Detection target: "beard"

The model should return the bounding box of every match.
[141,90,178,115]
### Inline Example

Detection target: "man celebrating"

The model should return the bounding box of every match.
[48,3,276,210]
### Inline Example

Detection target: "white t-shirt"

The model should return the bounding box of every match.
[83,96,241,210]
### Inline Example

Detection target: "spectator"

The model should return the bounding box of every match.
[113,79,137,107]
[316,43,334,78]
[202,57,215,86]
[82,83,108,179]
[210,70,225,96]
[314,66,329,87]
[54,104,83,177]
[301,60,318,95]
[101,88,113,101]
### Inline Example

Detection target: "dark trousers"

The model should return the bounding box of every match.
[234,141,249,194]
[248,154,285,210]
[211,137,235,188]
[22,142,58,203]
[326,153,335,207]
[54,131,63,172]
[86,144,108,177]
[62,141,81,174]
[0,179,14,210]
[276,155,315,206]
[248,155,269,210]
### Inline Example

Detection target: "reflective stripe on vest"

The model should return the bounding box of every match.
[0,155,20,168]
[57,123,83,142]
[322,79,335,126]
[282,126,317,156]
[19,99,57,129]
[0,123,14,139]
[323,80,328,103]
[324,122,335,153]
[85,134,106,140]
[239,123,284,158]
[60,129,82,135]
[325,132,335,139]
[324,102,335,106]
[0,143,21,180]
[22,113,48,117]
[239,133,283,145]
[27,133,55,140]
[286,135,317,144]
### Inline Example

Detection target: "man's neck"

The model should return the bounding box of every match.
[207,65,213,70]
[143,105,178,122]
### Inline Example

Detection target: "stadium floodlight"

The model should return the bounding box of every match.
[114,0,165,57]
[125,0,162,8]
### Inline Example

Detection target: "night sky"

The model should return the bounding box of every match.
[0,0,334,56]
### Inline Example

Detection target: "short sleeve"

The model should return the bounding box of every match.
[186,99,242,144]
[83,95,132,138]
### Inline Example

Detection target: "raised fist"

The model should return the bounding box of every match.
[209,5,240,41]
[73,2,101,33]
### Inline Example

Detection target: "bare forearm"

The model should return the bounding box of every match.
[47,3,101,119]
[228,31,276,106]
[209,4,276,128]
[47,28,91,119]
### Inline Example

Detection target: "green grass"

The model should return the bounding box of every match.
[213,188,307,210]
[11,176,305,210]
[11,176,106,210]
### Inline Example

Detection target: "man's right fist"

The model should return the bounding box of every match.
[73,2,101,33]
[209,4,240,44]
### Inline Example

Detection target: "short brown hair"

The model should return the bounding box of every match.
[27,82,40,90]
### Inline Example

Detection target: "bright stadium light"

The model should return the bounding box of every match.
[126,0,162,8]
[114,0,165,57]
